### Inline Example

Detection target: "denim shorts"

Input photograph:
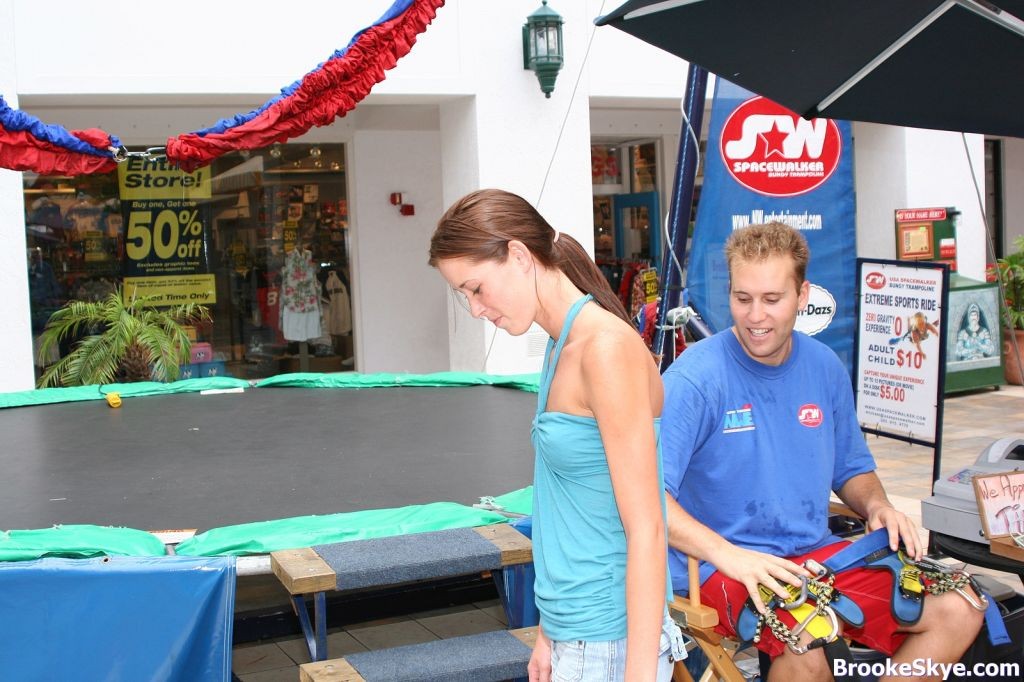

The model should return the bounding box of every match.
[549,612,687,682]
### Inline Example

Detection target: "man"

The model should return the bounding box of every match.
[661,222,984,681]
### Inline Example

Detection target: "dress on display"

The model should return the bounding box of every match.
[324,270,352,336]
[280,248,321,341]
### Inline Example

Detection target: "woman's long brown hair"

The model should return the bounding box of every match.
[429,189,630,325]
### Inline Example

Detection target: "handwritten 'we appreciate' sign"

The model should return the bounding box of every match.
[973,470,1024,539]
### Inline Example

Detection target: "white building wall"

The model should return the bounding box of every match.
[904,130,987,282]
[851,125,987,282]
[432,0,597,376]
[351,128,448,373]
[438,97,487,372]
[853,123,911,262]
[1003,138,1024,250]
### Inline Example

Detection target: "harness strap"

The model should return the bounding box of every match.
[859,550,925,626]
[736,529,1010,650]
[824,638,861,682]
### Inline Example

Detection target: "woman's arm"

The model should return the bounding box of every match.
[584,325,665,681]
[527,624,551,682]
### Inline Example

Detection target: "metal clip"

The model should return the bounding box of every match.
[111,145,167,163]
[954,586,990,612]
[780,577,810,611]
[787,605,840,654]
[803,558,830,580]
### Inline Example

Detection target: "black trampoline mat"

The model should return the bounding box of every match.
[0,385,536,532]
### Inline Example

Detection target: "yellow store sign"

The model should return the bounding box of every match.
[124,275,216,305]
[118,158,210,200]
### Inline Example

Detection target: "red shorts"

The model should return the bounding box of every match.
[700,541,909,658]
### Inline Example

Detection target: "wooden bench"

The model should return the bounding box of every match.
[271,523,533,662]
[298,626,537,681]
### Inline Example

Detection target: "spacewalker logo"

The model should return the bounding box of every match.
[723,404,756,434]
[865,272,887,290]
[798,403,823,428]
[721,97,842,197]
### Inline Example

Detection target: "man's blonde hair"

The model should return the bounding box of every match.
[724,222,810,287]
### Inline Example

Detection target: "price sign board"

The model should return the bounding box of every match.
[117,158,215,303]
[639,267,659,304]
[855,259,948,444]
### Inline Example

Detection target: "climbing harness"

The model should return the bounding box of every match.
[737,529,1008,657]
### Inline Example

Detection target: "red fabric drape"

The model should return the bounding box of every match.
[0,125,117,175]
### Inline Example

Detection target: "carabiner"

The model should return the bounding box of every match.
[779,576,810,611]
[787,605,840,654]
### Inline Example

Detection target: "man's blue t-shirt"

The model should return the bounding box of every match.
[661,330,876,593]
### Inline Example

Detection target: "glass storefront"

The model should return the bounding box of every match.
[591,140,662,318]
[24,143,353,383]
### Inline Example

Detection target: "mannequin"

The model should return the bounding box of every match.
[280,244,322,342]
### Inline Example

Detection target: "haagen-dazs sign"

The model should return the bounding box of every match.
[796,283,836,336]
[721,97,843,197]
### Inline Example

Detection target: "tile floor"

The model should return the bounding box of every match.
[231,385,1024,681]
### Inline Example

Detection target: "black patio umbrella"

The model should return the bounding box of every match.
[597,0,1024,138]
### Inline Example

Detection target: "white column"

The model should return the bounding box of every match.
[904,129,986,282]
[0,0,36,392]
[854,124,987,282]
[1001,137,1024,250]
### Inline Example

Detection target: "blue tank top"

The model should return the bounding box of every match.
[531,294,670,642]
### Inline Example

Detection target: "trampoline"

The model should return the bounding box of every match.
[0,377,537,534]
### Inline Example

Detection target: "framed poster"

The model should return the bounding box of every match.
[947,284,1001,371]
[897,222,934,259]
[855,259,949,444]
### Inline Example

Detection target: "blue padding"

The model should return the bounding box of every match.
[346,629,531,682]
[314,527,501,590]
[0,556,235,681]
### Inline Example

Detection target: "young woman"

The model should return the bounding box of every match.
[429,188,683,681]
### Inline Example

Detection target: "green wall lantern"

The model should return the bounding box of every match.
[523,1,564,98]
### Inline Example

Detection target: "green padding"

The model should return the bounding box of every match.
[174,502,510,557]
[0,377,250,409]
[492,486,533,515]
[0,525,167,561]
[0,372,539,410]
[256,371,540,392]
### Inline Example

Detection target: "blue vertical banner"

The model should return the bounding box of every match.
[688,79,857,373]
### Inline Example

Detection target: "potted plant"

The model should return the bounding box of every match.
[990,235,1024,385]
[36,287,210,387]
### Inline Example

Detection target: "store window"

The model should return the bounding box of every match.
[630,142,657,193]
[590,140,661,318]
[23,143,353,382]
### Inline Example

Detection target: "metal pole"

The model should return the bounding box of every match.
[656,64,709,372]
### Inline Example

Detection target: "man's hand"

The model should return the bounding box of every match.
[866,504,923,561]
[528,627,552,682]
[711,543,813,614]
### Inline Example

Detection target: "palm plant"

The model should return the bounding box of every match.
[992,235,1024,331]
[36,287,210,387]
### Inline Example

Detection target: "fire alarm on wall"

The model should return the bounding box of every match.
[390,192,414,215]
